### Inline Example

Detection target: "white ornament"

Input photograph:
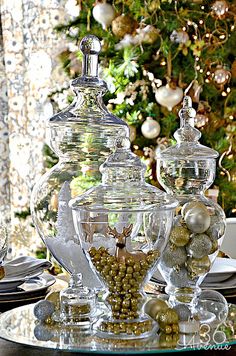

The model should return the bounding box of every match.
[141,117,160,139]
[155,85,183,111]
[92,2,116,30]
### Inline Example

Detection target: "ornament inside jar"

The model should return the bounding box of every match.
[70,137,178,339]
[156,96,226,321]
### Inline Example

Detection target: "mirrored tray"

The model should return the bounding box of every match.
[0,304,236,353]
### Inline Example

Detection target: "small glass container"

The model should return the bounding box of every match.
[156,96,226,314]
[70,137,178,339]
[60,273,96,327]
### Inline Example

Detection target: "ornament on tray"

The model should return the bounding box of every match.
[211,1,229,18]
[170,30,189,44]
[92,1,116,30]
[141,117,160,139]
[155,84,183,111]
[112,14,137,38]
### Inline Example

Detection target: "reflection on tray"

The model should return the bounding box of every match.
[0,304,236,353]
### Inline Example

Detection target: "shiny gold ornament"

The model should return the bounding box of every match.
[144,298,169,319]
[0,266,5,280]
[159,332,179,348]
[45,291,61,311]
[112,14,137,38]
[169,226,190,247]
[186,256,211,276]
[158,308,179,327]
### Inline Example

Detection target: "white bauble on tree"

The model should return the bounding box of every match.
[155,84,183,111]
[92,1,116,30]
[141,117,160,139]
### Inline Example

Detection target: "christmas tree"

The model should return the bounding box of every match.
[50,0,236,216]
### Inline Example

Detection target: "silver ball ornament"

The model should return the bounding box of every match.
[184,206,211,233]
[34,324,53,341]
[34,300,55,322]
[162,244,187,268]
[186,233,212,259]
[141,117,160,139]
[207,215,226,240]
[174,304,191,321]
[181,201,208,219]
[169,267,190,288]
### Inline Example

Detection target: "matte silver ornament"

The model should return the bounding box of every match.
[186,233,212,259]
[34,300,55,322]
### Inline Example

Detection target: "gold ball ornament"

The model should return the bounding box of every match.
[144,298,169,319]
[112,14,137,38]
[158,308,179,328]
[137,25,159,44]
[212,1,229,18]
[186,256,211,276]
[169,226,190,247]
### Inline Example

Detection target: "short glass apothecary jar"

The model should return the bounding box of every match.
[70,137,178,339]
[156,96,226,314]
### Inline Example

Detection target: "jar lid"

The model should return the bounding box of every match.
[48,35,127,128]
[156,96,218,160]
[69,137,178,212]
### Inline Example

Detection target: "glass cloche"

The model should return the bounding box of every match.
[156,96,226,319]
[30,35,128,290]
[70,137,178,339]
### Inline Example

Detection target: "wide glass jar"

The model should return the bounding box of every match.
[30,35,128,287]
[156,96,226,314]
[70,137,178,339]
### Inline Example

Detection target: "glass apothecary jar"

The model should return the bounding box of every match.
[70,137,178,339]
[156,96,226,314]
[30,35,128,287]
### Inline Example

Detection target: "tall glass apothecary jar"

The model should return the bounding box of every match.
[156,96,226,312]
[70,137,178,339]
[30,35,128,287]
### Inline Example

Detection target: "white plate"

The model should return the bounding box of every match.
[204,258,236,283]
[0,273,56,301]
[0,270,44,292]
